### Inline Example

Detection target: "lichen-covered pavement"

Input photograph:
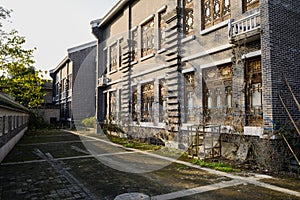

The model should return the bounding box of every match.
[0,129,300,200]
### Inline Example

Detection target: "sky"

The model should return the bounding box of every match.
[1,0,119,79]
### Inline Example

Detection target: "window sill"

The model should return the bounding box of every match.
[200,19,230,35]
[182,34,196,44]
[130,61,138,66]
[157,122,166,128]
[140,53,155,62]
[157,48,166,54]
[108,69,117,75]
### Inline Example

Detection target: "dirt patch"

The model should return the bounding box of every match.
[177,183,300,200]
[261,177,300,193]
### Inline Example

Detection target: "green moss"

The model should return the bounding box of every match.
[81,116,96,128]
[192,159,240,173]
[107,135,162,151]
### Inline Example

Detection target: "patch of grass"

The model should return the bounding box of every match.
[124,142,134,148]
[176,164,190,171]
[107,135,162,151]
[192,159,240,173]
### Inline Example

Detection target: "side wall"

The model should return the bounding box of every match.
[70,45,97,123]
[261,0,300,130]
[0,105,29,163]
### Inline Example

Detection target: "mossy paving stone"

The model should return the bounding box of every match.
[2,141,89,163]
[0,162,85,200]
[19,129,81,144]
[19,134,81,144]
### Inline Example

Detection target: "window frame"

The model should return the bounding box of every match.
[245,57,263,126]
[184,0,194,36]
[158,9,167,50]
[243,0,260,12]
[202,0,231,30]
[202,64,233,123]
[141,82,154,122]
[131,86,138,122]
[109,42,118,73]
[130,27,139,64]
[108,90,117,122]
[158,79,167,123]
[184,72,196,123]
[141,17,155,59]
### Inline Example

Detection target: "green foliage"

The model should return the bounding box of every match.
[107,135,162,151]
[124,142,134,148]
[101,123,125,133]
[192,159,240,173]
[0,6,45,108]
[28,111,49,130]
[81,116,96,128]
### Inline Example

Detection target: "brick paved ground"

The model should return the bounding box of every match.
[0,129,299,200]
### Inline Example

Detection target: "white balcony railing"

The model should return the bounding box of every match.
[229,12,260,38]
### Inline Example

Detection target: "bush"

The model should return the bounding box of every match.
[81,116,96,128]
[100,123,125,134]
[28,111,49,130]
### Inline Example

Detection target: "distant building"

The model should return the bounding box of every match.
[90,0,300,139]
[50,41,97,125]
[34,80,60,125]
[41,80,54,106]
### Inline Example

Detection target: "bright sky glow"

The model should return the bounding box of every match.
[1,0,119,78]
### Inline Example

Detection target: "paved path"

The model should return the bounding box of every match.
[0,129,299,200]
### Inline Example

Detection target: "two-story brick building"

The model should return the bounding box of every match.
[91,0,299,146]
[50,41,97,126]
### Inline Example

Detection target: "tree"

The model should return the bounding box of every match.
[0,6,45,108]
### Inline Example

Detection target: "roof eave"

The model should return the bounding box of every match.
[98,0,129,28]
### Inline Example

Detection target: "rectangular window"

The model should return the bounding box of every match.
[184,0,194,36]
[14,116,16,129]
[110,43,118,72]
[159,10,167,49]
[246,58,262,126]
[103,48,108,73]
[8,116,12,133]
[243,0,260,12]
[184,72,196,122]
[203,65,233,123]
[141,82,154,122]
[4,116,8,134]
[141,18,155,58]
[0,116,3,136]
[68,74,72,90]
[118,89,122,121]
[60,103,65,119]
[159,79,167,122]
[109,91,116,121]
[55,83,59,97]
[61,79,65,93]
[202,0,231,29]
[131,29,138,62]
[132,87,138,121]
[119,39,123,69]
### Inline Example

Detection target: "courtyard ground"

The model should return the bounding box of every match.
[0,129,299,200]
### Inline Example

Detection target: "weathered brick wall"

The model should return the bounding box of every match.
[261,0,300,130]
